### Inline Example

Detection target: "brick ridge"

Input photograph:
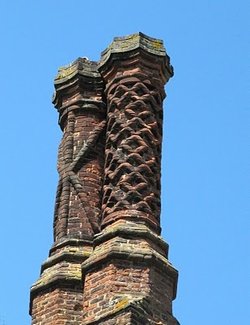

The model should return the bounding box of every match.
[101,211,161,234]
[98,39,173,84]
[41,251,90,273]
[94,223,168,252]
[49,238,92,254]
[57,100,106,130]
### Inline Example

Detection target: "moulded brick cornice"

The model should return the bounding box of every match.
[81,241,178,299]
[54,58,101,85]
[30,262,83,313]
[49,237,93,255]
[40,251,91,273]
[94,221,169,254]
[52,58,104,114]
[57,100,106,130]
[98,32,174,82]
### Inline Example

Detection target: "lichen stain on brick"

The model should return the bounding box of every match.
[30,32,179,325]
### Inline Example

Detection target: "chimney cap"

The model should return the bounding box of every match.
[99,32,173,78]
[54,57,100,85]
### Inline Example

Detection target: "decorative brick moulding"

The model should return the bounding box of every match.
[30,32,179,325]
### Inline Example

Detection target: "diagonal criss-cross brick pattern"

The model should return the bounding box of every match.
[30,59,107,325]
[54,114,106,240]
[51,58,106,243]
[30,33,179,325]
[102,74,163,231]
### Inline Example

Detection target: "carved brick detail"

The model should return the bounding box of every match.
[51,58,106,243]
[101,74,163,231]
[30,33,179,325]
[30,59,106,325]
[54,111,106,241]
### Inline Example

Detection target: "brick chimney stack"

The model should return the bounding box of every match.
[30,59,106,324]
[30,33,179,325]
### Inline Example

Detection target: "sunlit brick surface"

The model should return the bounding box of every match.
[30,33,179,325]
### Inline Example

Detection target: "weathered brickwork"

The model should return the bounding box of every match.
[81,220,178,324]
[30,33,179,325]
[99,37,171,233]
[31,285,83,324]
[53,59,106,241]
[30,59,106,324]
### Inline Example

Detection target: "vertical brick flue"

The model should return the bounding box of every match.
[30,59,106,325]
[30,33,179,325]
[53,58,106,241]
[99,34,173,233]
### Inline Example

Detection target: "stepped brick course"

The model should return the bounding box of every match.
[30,33,179,325]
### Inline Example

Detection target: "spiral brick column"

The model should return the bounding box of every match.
[30,59,106,324]
[82,33,179,325]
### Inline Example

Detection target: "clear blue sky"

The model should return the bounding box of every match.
[0,1,249,324]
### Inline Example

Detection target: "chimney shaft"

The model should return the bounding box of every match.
[30,33,179,325]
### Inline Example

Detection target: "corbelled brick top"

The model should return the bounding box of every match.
[100,32,166,60]
[53,32,173,82]
[54,58,100,84]
[99,32,173,79]
[52,58,104,128]
[54,33,173,86]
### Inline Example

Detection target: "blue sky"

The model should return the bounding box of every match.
[0,1,249,324]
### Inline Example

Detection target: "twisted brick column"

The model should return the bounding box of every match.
[82,33,179,325]
[30,59,106,325]
[53,62,106,241]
